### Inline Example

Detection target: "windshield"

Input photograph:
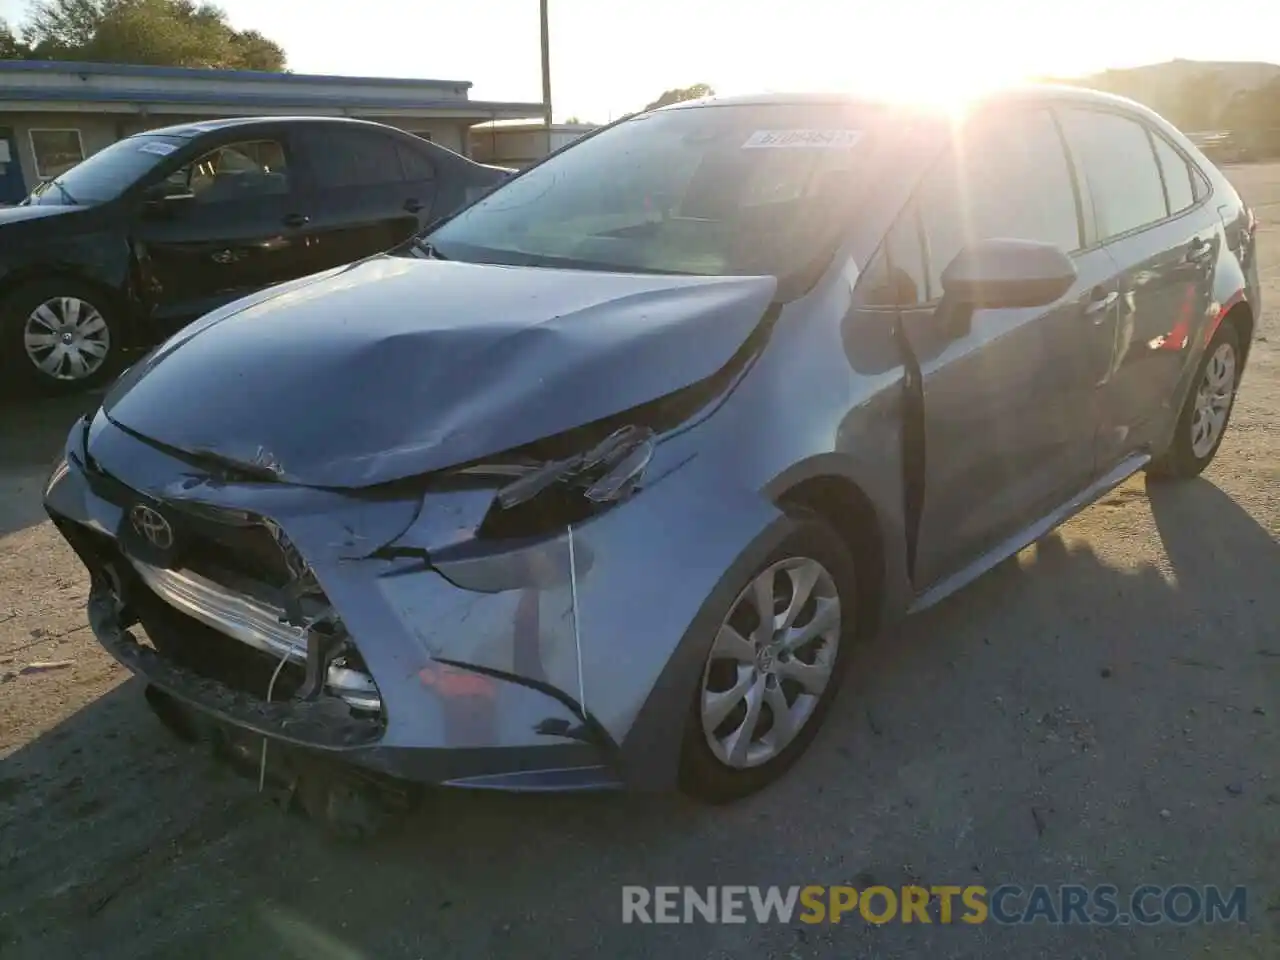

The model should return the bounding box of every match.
[25,134,187,206]
[426,104,877,284]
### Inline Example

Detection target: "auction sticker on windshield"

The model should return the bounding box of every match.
[742,130,863,149]
[138,141,177,156]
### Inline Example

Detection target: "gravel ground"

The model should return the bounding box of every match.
[1,164,1278,960]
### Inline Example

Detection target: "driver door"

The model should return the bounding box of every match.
[899,106,1120,594]
[130,132,308,330]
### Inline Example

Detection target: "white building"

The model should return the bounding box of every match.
[470,120,598,169]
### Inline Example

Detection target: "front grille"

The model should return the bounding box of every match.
[165,503,301,590]
[59,460,383,717]
[80,456,297,589]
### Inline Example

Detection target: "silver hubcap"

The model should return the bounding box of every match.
[23,296,111,381]
[700,557,842,769]
[1190,341,1236,458]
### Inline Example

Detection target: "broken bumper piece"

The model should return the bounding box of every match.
[44,408,784,793]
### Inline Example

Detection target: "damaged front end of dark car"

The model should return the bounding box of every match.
[42,252,799,831]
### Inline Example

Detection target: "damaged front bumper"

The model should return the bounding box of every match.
[44,407,787,793]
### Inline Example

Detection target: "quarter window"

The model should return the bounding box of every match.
[1151,133,1196,214]
[860,207,926,307]
[916,109,1081,296]
[1060,109,1168,241]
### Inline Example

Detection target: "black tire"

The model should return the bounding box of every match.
[1,277,121,394]
[679,510,858,803]
[1148,321,1243,481]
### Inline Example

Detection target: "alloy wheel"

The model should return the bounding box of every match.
[22,296,111,382]
[699,557,842,769]
[1190,340,1237,459]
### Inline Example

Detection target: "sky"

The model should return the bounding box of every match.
[3,0,1280,121]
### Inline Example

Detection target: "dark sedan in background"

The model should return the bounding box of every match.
[0,116,510,391]
[44,87,1258,834]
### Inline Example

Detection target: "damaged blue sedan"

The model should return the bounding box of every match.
[44,88,1258,827]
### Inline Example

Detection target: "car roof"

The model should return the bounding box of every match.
[656,84,1155,119]
[132,116,404,140]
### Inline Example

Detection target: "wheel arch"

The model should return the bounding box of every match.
[764,462,888,641]
[1222,299,1254,368]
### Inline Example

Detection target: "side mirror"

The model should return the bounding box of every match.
[941,238,1077,310]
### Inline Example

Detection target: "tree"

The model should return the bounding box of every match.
[0,19,31,59]
[643,83,714,112]
[11,0,286,70]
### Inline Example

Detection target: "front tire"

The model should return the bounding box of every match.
[1148,321,1242,480]
[1,278,119,394]
[679,511,858,803]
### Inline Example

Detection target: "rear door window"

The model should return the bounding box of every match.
[1059,109,1169,240]
[916,108,1081,296]
[301,127,405,189]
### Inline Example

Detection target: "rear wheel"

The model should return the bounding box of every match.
[2,278,119,393]
[1148,321,1242,480]
[679,512,857,803]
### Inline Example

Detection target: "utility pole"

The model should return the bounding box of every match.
[539,0,553,134]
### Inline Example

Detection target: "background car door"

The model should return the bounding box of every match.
[289,124,429,274]
[899,106,1121,591]
[131,133,305,329]
[1057,107,1220,466]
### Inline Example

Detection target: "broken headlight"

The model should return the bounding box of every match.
[471,425,656,540]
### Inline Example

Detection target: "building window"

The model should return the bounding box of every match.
[29,128,85,180]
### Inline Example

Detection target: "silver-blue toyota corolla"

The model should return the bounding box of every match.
[44,88,1259,831]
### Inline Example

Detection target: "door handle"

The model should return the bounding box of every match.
[1084,289,1118,321]
[403,198,424,214]
[1186,236,1213,263]
[282,213,310,228]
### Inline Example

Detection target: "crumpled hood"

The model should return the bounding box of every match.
[103,255,777,487]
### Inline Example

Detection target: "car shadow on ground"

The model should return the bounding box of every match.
[0,391,100,538]
[1,475,1276,959]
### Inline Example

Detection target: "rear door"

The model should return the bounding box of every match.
[289,124,425,274]
[130,131,305,329]
[392,137,440,222]
[900,106,1120,590]
[1057,107,1219,465]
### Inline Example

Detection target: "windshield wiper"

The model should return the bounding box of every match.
[407,236,449,260]
[47,179,78,205]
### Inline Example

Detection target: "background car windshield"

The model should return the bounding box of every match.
[427,104,875,280]
[26,135,186,206]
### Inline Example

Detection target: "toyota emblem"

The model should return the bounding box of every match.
[129,504,174,550]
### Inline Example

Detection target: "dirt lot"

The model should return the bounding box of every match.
[2,167,1278,960]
